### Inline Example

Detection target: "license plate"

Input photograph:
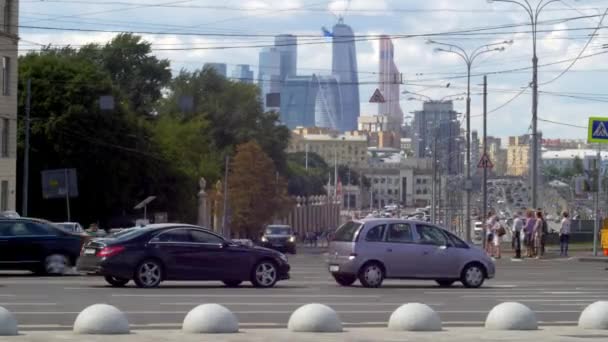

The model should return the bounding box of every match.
[329,265,340,273]
[84,248,96,255]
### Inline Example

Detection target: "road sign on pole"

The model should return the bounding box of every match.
[369,89,386,103]
[477,153,494,169]
[588,117,608,143]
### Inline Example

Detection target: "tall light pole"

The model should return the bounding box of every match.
[487,0,561,217]
[428,39,512,241]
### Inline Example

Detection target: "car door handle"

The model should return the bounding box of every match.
[387,248,392,252]
[423,251,430,255]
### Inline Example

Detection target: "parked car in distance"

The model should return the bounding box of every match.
[260,224,296,254]
[327,219,495,288]
[77,224,290,288]
[0,218,88,274]
[55,222,84,234]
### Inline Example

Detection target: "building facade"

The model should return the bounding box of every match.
[0,0,17,212]
[231,64,254,84]
[543,149,608,174]
[332,20,360,132]
[274,34,297,80]
[202,63,227,77]
[507,135,530,177]
[258,47,282,111]
[378,35,403,128]
[288,130,369,169]
[412,100,462,175]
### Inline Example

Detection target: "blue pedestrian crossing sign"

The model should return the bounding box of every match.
[588,117,608,143]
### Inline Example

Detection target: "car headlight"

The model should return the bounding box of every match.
[289,236,295,243]
[261,236,268,242]
[278,253,288,263]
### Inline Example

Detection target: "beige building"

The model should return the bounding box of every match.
[0,1,17,212]
[484,136,507,176]
[507,135,531,177]
[288,128,369,169]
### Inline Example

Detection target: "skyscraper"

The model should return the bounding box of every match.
[258,47,282,111]
[378,35,403,128]
[231,64,254,83]
[274,34,297,80]
[203,63,227,77]
[332,20,360,132]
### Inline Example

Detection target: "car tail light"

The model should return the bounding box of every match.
[97,246,125,258]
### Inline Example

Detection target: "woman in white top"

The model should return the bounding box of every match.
[559,211,571,257]
[492,217,503,259]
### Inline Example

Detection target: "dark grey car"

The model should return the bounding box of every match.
[327,218,495,288]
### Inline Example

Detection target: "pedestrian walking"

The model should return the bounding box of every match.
[512,212,524,259]
[492,217,506,259]
[485,211,497,256]
[533,211,546,259]
[524,210,535,258]
[560,211,571,257]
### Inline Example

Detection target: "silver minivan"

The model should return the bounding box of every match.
[327,218,495,288]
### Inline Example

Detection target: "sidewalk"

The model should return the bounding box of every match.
[6,327,608,342]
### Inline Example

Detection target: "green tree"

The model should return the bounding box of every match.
[228,141,292,238]
[79,33,171,115]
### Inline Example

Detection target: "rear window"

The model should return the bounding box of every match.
[111,228,150,241]
[333,221,362,242]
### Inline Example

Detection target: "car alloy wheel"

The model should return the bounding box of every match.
[462,264,485,288]
[252,261,278,288]
[134,260,162,288]
[104,275,129,287]
[358,263,384,288]
[44,254,69,275]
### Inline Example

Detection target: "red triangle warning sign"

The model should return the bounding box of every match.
[477,153,494,169]
[369,89,386,103]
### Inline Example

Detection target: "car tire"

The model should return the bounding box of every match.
[223,280,242,287]
[461,263,486,288]
[333,274,357,287]
[358,262,385,288]
[436,279,456,287]
[133,259,163,288]
[44,254,70,275]
[251,260,278,288]
[105,275,130,287]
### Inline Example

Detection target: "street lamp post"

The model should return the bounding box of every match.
[428,39,512,242]
[487,0,561,218]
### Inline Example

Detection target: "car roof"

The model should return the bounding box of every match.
[138,223,213,232]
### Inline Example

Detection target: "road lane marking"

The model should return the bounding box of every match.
[0,303,56,306]
[112,294,382,298]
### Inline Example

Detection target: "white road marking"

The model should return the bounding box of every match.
[10,310,583,315]
[0,303,56,306]
[112,294,381,298]
[159,302,445,306]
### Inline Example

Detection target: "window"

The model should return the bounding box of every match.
[365,224,385,242]
[444,230,469,249]
[155,229,191,243]
[189,229,224,244]
[417,225,448,246]
[1,118,7,158]
[0,180,6,210]
[7,222,56,237]
[416,179,421,184]
[333,221,363,242]
[387,223,414,243]
[1,1,10,33]
[2,57,8,96]
[387,189,392,195]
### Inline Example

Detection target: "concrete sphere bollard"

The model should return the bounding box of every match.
[73,304,130,335]
[579,301,608,330]
[288,304,342,333]
[0,306,18,336]
[388,303,442,331]
[485,302,537,331]
[182,304,239,334]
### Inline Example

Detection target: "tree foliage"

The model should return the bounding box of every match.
[228,141,292,238]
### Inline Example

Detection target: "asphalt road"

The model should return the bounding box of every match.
[1,251,607,330]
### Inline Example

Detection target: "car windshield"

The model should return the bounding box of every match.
[333,221,363,242]
[109,228,150,241]
[265,227,291,235]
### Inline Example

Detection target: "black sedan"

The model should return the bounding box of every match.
[0,218,87,275]
[77,224,290,288]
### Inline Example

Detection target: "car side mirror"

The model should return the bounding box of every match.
[438,245,448,250]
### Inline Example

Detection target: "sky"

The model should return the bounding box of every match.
[19,0,608,140]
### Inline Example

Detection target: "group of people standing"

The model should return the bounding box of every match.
[485,209,571,259]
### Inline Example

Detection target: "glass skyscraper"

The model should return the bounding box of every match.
[258,47,282,111]
[203,63,227,77]
[332,20,360,132]
[231,64,254,84]
[274,34,297,80]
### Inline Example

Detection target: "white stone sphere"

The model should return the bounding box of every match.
[73,304,130,334]
[579,301,608,330]
[0,306,17,336]
[388,303,442,331]
[485,302,537,330]
[288,304,342,333]
[182,304,239,334]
